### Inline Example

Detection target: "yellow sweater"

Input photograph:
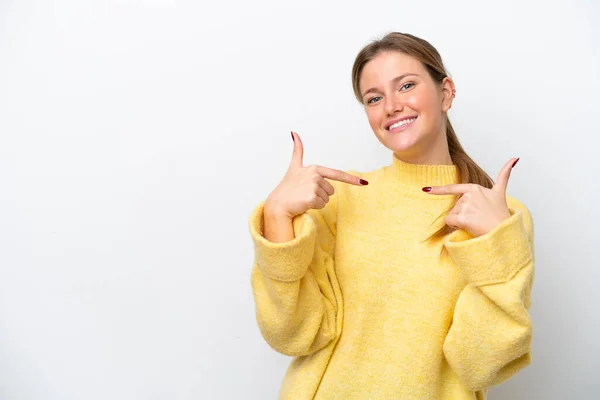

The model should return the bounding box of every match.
[248,155,534,400]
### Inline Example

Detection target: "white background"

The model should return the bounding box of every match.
[0,0,599,399]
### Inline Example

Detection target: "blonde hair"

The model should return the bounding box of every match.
[351,32,494,240]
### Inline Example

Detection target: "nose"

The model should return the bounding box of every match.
[384,94,403,116]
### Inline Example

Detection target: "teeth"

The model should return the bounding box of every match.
[389,118,416,130]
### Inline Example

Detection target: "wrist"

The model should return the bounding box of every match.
[264,199,292,221]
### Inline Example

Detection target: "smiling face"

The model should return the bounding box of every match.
[358,51,455,164]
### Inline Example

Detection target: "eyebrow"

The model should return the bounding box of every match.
[361,73,420,98]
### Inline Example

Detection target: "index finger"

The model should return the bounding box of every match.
[316,166,368,186]
[423,183,472,195]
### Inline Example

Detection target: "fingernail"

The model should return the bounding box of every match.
[359,179,369,185]
[291,131,295,141]
[512,157,520,168]
[422,187,432,192]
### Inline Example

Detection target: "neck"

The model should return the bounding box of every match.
[394,152,453,166]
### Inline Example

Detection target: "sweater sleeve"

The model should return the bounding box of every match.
[248,187,340,357]
[442,196,535,391]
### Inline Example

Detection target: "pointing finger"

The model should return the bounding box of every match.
[316,166,369,186]
[422,183,473,195]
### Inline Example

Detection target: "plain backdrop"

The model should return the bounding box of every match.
[0,0,599,399]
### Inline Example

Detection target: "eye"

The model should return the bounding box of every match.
[400,82,415,91]
[367,96,382,104]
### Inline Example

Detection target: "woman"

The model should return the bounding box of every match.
[248,32,534,400]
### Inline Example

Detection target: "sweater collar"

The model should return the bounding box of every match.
[391,153,459,189]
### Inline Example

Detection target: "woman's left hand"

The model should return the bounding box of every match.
[422,158,519,237]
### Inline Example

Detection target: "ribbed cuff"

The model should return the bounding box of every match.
[248,202,317,282]
[444,210,533,285]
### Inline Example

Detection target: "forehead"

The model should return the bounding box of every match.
[360,51,426,89]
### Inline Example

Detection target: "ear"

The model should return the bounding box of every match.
[440,76,456,112]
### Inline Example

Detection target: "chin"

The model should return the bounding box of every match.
[379,128,423,154]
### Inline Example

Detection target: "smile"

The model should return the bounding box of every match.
[387,117,417,132]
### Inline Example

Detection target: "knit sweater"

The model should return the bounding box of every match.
[248,154,534,400]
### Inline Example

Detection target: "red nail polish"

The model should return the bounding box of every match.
[359,179,369,185]
[291,131,294,141]
[512,158,520,168]
[422,187,432,192]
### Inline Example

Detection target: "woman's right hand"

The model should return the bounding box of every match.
[264,131,368,221]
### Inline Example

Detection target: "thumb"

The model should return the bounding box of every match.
[494,157,519,192]
[290,131,304,169]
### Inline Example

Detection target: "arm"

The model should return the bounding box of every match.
[442,197,535,391]
[248,189,340,357]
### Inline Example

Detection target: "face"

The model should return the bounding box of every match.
[358,51,455,163]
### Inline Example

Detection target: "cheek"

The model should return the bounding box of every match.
[366,108,382,129]
[405,94,420,109]
[405,88,438,114]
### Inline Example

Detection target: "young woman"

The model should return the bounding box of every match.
[248,32,534,400]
